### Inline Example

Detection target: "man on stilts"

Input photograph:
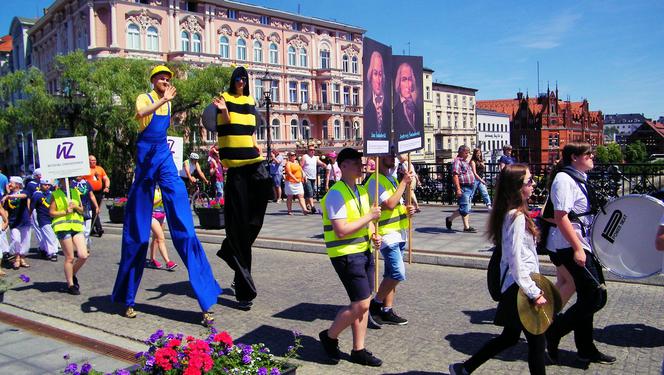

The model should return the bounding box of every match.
[111,65,221,324]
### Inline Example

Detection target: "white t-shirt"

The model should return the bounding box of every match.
[301,154,320,180]
[546,171,593,252]
[179,160,197,178]
[326,163,341,182]
[366,175,406,246]
[501,210,541,299]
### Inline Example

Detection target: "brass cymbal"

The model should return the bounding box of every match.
[517,273,562,335]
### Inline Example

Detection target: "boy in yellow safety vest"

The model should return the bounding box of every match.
[319,148,383,367]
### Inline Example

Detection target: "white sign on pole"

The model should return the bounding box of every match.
[167,136,184,173]
[37,136,90,180]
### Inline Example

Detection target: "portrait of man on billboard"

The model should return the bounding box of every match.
[363,38,392,154]
[392,56,424,153]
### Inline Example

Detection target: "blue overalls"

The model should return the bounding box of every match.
[111,95,221,311]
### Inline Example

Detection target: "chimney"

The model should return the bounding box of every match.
[516,92,523,100]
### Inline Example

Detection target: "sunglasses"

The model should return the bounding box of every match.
[234,77,246,83]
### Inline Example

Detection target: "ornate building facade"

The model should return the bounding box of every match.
[431,82,478,163]
[476,109,510,162]
[27,0,365,152]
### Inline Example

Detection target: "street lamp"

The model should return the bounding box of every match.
[260,70,273,160]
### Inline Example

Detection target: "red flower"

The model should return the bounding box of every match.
[186,335,196,342]
[213,332,234,347]
[154,347,177,371]
[166,339,181,348]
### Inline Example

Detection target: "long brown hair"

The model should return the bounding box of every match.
[471,148,484,163]
[546,142,591,191]
[488,164,538,246]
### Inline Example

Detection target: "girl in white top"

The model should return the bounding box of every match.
[450,164,546,375]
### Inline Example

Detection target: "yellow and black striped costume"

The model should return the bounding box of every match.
[217,92,264,168]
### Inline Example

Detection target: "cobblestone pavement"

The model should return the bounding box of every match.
[0,229,662,374]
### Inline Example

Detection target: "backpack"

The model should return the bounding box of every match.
[487,245,509,301]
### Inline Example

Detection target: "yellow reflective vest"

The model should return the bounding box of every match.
[365,174,408,236]
[51,189,84,233]
[321,182,371,258]
[216,92,264,168]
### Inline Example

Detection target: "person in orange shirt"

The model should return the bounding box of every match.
[284,152,309,216]
[83,155,110,237]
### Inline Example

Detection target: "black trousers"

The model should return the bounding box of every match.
[92,190,104,234]
[217,162,271,302]
[546,248,607,357]
[464,284,546,374]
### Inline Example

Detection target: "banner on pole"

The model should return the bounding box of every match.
[37,136,90,180]
[167,136,184,173]
[392,55,424,154]
[363,37,392,155]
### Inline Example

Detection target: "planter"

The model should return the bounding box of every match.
[281,364,297,374]
[107,205,125,223]
[196,207,225,229]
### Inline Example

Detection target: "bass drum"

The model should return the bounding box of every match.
[591,194,664,279]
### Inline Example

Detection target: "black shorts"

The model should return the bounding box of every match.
[303,179,315,199]
[330,250,375,302]
[548,250,562,267]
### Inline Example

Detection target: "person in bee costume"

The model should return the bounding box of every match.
[111,65,221,323]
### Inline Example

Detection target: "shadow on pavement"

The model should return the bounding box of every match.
[415,227,447,234]
[80,295,203,325]
[144,281,197,300]
[462,308,497,325]
[234,325,330,365]
[272,302,343,322]
[383,371,444,375]
[595,323,664,348]
[265,211,291,216]
[13,281,68,294]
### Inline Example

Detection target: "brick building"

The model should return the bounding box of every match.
[627,120,664,156]
[478,90,603,164]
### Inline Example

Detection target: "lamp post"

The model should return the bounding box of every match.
[260,70,273,160]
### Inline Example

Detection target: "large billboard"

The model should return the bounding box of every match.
[391,55,424,154]
[362,37,392,155]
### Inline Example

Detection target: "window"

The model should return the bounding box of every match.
[454,115,458,129]
[237,38,246,60]
[146,26,159,51]
[436,94,441,106]
[334,119,341,139]
[333,84,340,104]
[253,41,262,62]
[289,81,297,103]
[270,80,279,102]
[321,84,328,104]
[180,31,189,51]
[427,138,431,153]
[269,43,278,64]
[288,46,296,66]
[469,98,474,109]
[293,22,301,31]
[447,114,451,127]
[219,36,229,58]
[302,119,310,139]
[352,87,359,106]
[320,49,330,69]
[260,15,270,25]
[355,122,361,139]
[463,116,466,128]
[437,115,441,128]
[342,54,349,72]
[351,56,358,74]
[462,96,466,108]
[299,48,307,67]
[127,24,140,50]
[256,118,265,141]
[447,94,451,107]
[300,82,309,103]
[427,112,431,125]
[426,86,430,100]
[322,120,328,139]
[344,121,351,140]
[290,119,298,140]
[454,95,458,107]
[343,86,350,105]
[271,118,281,140]
[227,9,237,19]
[254,79,263,102]
[192,33,201,53]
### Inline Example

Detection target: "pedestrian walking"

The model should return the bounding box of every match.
[301,145,326,212]
[147,186,177,271]
[449,164,546,375]
[324,152,341,191]
[26,169,42,251]
[445,146,477,232]
[269,150,284,203]
[31,179,58,261]
[208,145,224,199]
[2,176,31,270]
[83,155,110,237]
[284,152,309,216]
[318,148,383,367]
[498,144,515,171]
[71,176,99,251]
[470,148,492,209]
[111,65,221,324]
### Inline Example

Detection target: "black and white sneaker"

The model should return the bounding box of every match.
[318,329,341,364]
[380,309,408,325]
[368,300,383,328]
[350,348,382,367]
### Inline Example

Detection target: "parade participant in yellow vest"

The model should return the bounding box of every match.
[365,154,417,328]
[203,66,272,311]
[318,148,383,367]
[49,184,88,296]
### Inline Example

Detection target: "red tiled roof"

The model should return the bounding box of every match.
[0,35,12,53]
[479,96,600,122]
[644,120,664,138]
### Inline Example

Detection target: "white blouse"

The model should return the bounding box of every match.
[500,209,542,299]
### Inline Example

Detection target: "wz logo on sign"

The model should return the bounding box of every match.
[55,142,76,160]
[167,138,175,154]
[601,209,626,244]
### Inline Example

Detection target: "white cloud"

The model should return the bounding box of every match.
[501,11,582,50]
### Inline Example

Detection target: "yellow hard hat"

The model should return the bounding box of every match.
[150,65,173,80]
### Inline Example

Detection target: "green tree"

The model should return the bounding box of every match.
[624,140,647,163]
[595,142,623,164]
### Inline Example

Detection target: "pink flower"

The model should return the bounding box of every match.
[213,332,234,347]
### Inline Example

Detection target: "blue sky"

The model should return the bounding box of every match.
[3,0,663,119]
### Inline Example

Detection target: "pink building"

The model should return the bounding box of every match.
[29,0,365,151]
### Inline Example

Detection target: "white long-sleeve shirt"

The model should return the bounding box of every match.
[500,209,542,299]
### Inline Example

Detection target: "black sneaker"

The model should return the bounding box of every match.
[368,300,383,328]
[350,348,382,367]
[237,300,253,311]
[449,362,469,375]
[318,329,340,364]
[380,309,408,325]
[578,351,616,365]
[310,206,317,214]
[49,254,58,262]
[67,285,80,295]
[463,227,477,233]
[445,217,452,230]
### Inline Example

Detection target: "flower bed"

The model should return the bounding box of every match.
[195,198,225,229]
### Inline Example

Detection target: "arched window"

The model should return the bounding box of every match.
[354,121,361,139]
[219,36,229,58]
[181,31,190,51]
[237,38,246,60]
[146,26,159,51]
[287,46,296,66]
[256,117,266,141]
[344,121,351,140]
[253,40,262,62]
[301,119,310,140]
[299,47,307,67]
[269,43,278,64]
[271,118,281,140]
[320,49,330,69]
[127,23,140,50]
[290,119,298,140]
[342,54,349,72]
[334,119,341,139]
[351,56,358,74]
[192,33,201,53]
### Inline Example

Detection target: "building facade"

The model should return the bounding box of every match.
[431,82,477,162]
[26,0,365,153]
[409,67,435,163]
[478,90,604,164]
[476,108,510,162]
[603,113,647,145]
[627,120,664,156]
